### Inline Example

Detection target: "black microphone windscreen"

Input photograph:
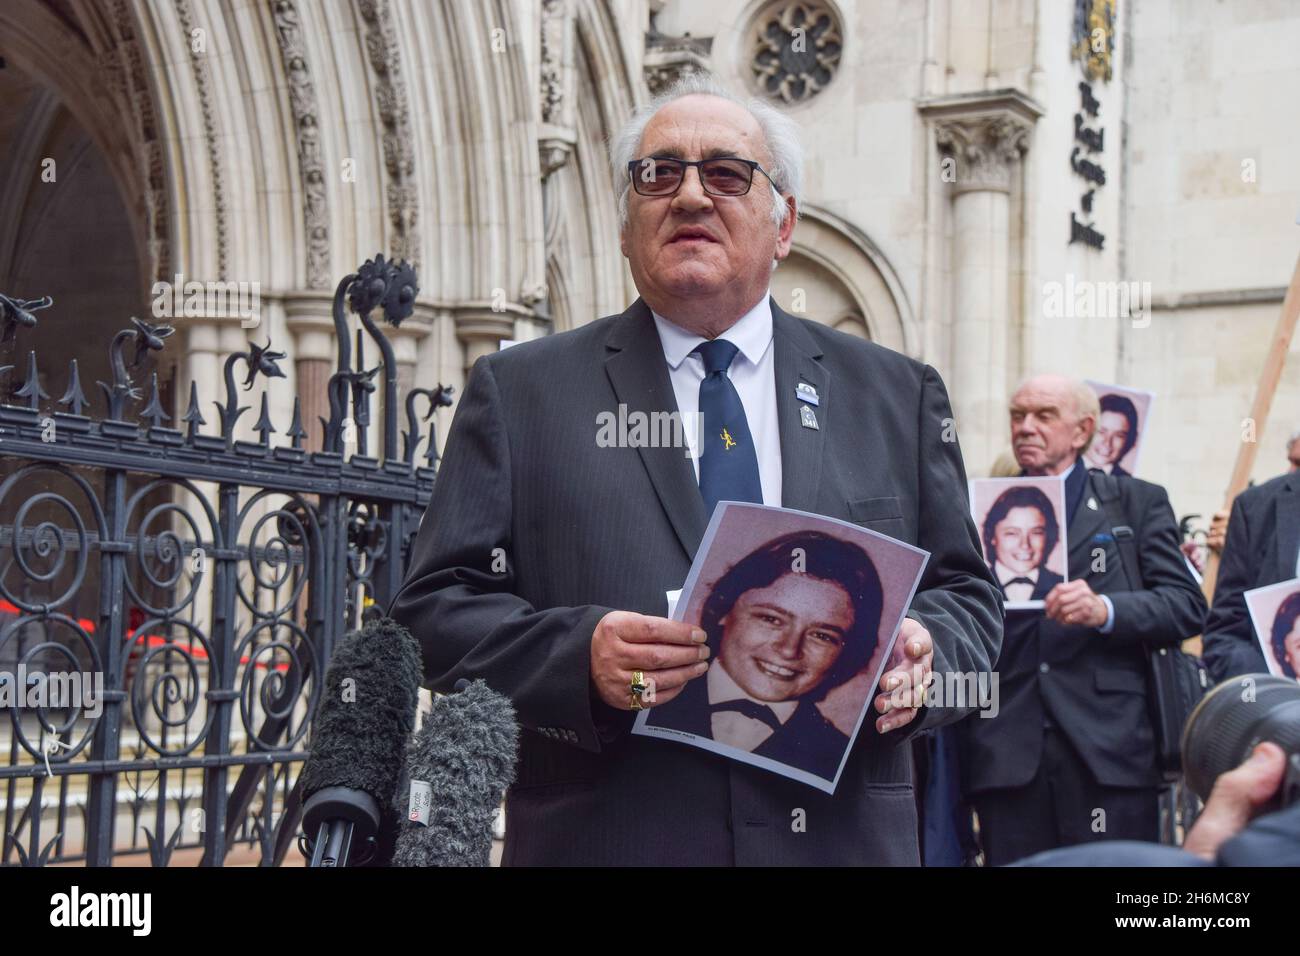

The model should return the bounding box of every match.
[392,678,518,867]
[300,617,423,827]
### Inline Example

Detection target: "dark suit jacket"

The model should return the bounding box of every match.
[646,664,851,783]
[1014,801,1300,867]
[962,468,1207,792]
[388,297,1002,865]
[1203,471,1300,682]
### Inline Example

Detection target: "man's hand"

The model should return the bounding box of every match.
[1180,540,1205,575]
[874,618,933,734]
[1206,508,1230,555]
[1183,742,1288,861]
[1044,579,1108,628]
[590,610,709,710]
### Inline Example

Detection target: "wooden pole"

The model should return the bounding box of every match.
[1194,253,1300,645]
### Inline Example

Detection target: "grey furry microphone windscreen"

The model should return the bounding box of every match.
[299,617,423,864]
[391,679,519,867]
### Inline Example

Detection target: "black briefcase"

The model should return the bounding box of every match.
[1145,642,1209,779]
[1098,476,1209,780]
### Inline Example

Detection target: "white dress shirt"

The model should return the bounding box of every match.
[995,560,1038,603]
[705,659,798,752]
[651,293,783,507]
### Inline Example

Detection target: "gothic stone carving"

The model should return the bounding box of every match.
[934,114,1032,194]
[750,1,842,104]
[271,0,331,289]
[358,0,421,271]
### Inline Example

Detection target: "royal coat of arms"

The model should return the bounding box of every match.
[1072,0,1116,83]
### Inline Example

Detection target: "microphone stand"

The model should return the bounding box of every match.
[302,786,380,867]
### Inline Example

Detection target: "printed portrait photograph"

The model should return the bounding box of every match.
[1244,578,1300,682]
[969,476,1069,610]
[634,502,929,793]
[1083,381,1155,478]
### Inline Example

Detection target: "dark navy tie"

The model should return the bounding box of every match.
[693,339,763,516]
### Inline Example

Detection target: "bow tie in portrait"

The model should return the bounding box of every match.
[710,698,783,732]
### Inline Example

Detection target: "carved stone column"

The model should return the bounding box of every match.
[284,291,338,454]
[919,91,1043,474]
[454,307,521,381]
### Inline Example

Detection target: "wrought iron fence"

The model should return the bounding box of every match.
[0,256,449,866]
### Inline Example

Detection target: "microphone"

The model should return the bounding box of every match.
[391,677,519,867]
[299,617,423,866]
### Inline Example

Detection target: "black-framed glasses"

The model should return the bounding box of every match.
[627,156,778,198]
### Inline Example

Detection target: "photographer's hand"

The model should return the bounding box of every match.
[1183,742,1288,862]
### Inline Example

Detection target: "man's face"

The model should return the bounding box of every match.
[992,506,1048,574]
[1010,378,1092,475]
[620,95,795,318]
[1288,439,1300,473]
[1085,410,1130,467]
[718,572,855,702]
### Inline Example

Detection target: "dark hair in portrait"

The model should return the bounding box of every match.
[981,485,1060,568]
[698,530,884,696]
[1270,591,1300,680]
[1098,393,1140,461]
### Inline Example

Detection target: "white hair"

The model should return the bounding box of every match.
[609,73,803,231]
[1011,374,1100,453]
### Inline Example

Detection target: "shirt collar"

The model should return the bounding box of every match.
[1017,455,1088,522]
[651,292,774,371]
[994,560,1039,586]
[706,659,799,724]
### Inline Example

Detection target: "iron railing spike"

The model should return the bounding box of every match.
[14,350,49,410]
[139,372,170,428]
[58,358,88,416]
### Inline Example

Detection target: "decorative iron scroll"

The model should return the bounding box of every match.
[0,255,451,867]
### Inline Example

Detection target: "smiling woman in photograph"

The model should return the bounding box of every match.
[646,530,884,780]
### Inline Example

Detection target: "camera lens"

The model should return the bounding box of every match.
[1182,674,1300,802]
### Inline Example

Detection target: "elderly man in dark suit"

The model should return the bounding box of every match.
[961,374,1207,866]
[389,73,1002,866]
[1203,470,1300,681]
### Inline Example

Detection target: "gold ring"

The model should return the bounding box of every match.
[630,671,647,710]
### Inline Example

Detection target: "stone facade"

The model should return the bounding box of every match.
[1,0,1297,527]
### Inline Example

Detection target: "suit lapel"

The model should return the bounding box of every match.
[1274,474,1300,580]
[771,302,828,513]
[1068,472,1109,580]
[604,299,708,561]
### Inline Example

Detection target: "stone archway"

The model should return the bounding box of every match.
[0,1,160,406]
[772,204,918,355]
